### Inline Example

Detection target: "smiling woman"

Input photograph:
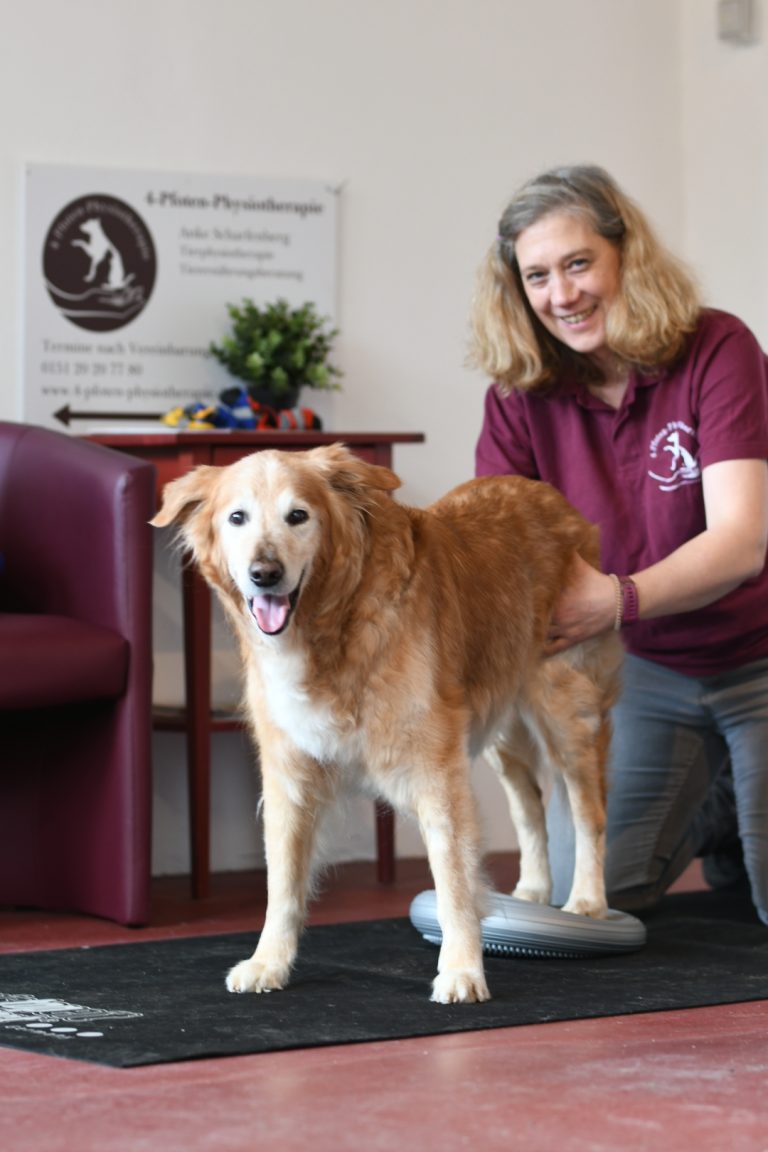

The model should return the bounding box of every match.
[469,163,768,938]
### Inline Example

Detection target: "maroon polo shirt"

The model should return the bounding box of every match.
[475,309,768,676]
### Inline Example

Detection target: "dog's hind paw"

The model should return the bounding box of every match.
[430,969,491,1005]
[512,882,551,905]
[561,895,608,919]
[225,957,289,994]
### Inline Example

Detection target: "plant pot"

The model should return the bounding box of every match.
[248,384,301,410]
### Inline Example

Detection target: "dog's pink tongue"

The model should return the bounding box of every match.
[252,594,290,634]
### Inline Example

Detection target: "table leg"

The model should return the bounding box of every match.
[181,558,212,899]
[376,801,395,884]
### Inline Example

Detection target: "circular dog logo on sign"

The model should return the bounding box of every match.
[42,194,157,332]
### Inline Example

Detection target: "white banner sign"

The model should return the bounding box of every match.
[23,165,338,431]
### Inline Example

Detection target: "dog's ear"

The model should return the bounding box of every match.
[150,466,221,527]
[308,443,401,497]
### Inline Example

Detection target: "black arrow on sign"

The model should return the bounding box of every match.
[54,405,166,428]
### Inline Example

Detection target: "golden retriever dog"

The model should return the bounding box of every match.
[152,444,622,1004]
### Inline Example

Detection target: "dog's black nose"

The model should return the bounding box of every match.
[250,560,284,588]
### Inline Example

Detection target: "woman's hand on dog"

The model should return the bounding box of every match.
[545,555,617,655]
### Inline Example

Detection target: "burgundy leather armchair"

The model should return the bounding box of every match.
[0,421,155,925]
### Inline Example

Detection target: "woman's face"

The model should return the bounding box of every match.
[514,211,622,363]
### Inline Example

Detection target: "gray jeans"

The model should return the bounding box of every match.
[546,653,768,925]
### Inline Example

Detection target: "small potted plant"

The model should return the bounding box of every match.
[209,298,342,409]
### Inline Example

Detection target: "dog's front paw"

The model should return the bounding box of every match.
[430,969,491,1005]
[225,957,290,994]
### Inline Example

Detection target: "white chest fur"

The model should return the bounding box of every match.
[254,645,357,766]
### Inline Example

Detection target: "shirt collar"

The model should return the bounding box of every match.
[567,368,662,410]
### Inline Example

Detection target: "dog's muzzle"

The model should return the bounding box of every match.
[247,564,304,636]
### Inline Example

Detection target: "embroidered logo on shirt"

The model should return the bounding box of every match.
[648,421,701,492]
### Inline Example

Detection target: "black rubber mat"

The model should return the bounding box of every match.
[0,887,764,1067]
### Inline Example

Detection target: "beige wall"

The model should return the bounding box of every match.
[680,0,768,343]
[2,1,763,872]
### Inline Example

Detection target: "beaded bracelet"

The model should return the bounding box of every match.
[609,573,640,629]
[608,573,623,630]
[619,576,640,626]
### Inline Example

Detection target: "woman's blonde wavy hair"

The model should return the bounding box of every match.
[468,165,701,393]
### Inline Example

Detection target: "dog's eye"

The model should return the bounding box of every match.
[286,508,309,526]
[228,510,248,526]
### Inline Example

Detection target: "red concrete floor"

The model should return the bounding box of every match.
[1,855,767,1152]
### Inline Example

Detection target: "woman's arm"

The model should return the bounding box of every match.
[545,458,768,654]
